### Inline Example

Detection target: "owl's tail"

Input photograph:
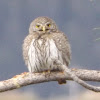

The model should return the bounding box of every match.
[58,79,66,84]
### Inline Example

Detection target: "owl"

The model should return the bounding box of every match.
[23,17,71,84]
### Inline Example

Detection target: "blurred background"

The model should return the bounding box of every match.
[0,0,100,99]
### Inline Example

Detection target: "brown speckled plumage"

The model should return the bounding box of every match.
[23,17,71,84]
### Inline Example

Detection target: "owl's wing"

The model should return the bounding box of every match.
[23,34,35,66]
[51,32,71,66]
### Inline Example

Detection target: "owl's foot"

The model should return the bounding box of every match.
[60,71,66,75]
[42,70,51,78]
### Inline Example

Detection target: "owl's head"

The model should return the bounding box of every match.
[29,17,58,35]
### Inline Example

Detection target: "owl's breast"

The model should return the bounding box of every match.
[28,38,63,72]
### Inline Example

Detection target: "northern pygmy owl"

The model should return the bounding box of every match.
[23,17,71,84]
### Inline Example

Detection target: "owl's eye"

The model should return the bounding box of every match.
[47,23,51,27]
[36,25,40,28]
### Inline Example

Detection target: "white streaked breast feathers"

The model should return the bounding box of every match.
[28,38,63,72]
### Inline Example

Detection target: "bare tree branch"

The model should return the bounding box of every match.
[0,67,100,93]
[54,60,100,92]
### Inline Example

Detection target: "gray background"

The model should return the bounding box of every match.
[0,0,100,98]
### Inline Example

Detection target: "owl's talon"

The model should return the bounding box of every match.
[42,71,46,75]
[42,70,51,77]
[60,71,65,74]
[47,70,51,74]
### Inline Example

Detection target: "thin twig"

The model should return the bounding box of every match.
[54,60,100,92]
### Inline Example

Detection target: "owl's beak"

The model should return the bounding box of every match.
[42,26,46,32]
